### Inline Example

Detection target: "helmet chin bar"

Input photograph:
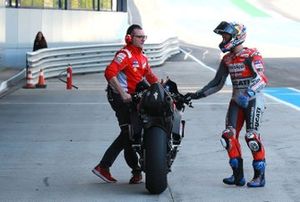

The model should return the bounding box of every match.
[219,40,243,53]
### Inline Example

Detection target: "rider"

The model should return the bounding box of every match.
[185,21,268,187]
[92,24,159,184]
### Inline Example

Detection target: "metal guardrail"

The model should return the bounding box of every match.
[26,37,180,82]
[0,69,26,97]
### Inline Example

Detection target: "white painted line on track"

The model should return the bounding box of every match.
[264,93,300,111]
[180,48,216,72]
[180,47,231,85]
[288,87,300,93]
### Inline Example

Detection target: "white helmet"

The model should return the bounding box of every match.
[214,21,246,53]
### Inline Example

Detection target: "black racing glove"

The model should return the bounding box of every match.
[184,92,205,102]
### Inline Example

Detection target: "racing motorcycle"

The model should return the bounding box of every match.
[130,78,192,194]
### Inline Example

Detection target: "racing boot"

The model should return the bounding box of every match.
[223,158,245,186]
[247,160,266,187]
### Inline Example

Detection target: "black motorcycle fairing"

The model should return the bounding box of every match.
[135,79,150,93]
[139,83,174,117]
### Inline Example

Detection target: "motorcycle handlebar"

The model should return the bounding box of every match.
[131,91,193,109]
[173,94,193,108]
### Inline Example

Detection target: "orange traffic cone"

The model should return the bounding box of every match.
[23,70,35,89]
[36,69,47,88]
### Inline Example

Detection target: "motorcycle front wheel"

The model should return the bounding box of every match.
[144,127,168,194]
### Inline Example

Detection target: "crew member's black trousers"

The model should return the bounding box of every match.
[99,87,140,174]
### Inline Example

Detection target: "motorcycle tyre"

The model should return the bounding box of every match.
[145,127,168,194]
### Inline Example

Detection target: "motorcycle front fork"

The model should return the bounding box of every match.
[131,120,185,172]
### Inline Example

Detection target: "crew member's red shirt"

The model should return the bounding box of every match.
[105,44,158,94]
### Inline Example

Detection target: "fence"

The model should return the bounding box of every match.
[26,37,180,82]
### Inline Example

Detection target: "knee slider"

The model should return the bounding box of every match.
[245,130,261,152]
[220,126,236,150]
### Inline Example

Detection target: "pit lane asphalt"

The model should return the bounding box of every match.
[0,46,300,202]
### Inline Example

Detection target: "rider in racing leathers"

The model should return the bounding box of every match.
[185,21,268,187]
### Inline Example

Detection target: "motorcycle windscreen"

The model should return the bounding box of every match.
[164,79,180,94]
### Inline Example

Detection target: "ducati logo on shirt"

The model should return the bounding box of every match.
[232,78,250,88]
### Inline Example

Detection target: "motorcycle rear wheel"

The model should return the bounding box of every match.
[145,127,168,194]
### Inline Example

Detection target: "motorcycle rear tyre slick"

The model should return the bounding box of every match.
[145,127,168,194]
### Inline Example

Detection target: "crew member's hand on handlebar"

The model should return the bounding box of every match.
[121,92,132,103]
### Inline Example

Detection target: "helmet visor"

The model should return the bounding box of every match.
[214,21,237,36]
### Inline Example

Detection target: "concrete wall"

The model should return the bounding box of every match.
[0,5,129,68]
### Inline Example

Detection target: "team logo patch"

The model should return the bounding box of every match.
[114,52,127,64]
[254,60,264,70]
[132,60,139,68]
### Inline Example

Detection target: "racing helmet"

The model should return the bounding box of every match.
[214,21,246,53]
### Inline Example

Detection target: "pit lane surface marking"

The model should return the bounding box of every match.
[264,87,300,111]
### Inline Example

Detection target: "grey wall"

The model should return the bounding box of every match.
[0,4,129,68]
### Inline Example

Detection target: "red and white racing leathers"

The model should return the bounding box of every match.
[197,47,268,161]
[104,44,158,94]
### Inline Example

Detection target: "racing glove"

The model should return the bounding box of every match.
[237,89,255,108]
[184,92,205,102]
